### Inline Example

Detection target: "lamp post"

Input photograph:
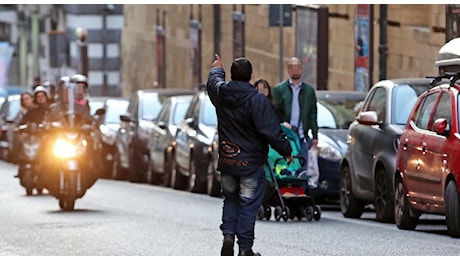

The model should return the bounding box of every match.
[75,27,88,77]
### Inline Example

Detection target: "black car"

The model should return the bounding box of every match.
[119,88,196,183]
[0,94,21,162]
[171,91,220,195]
[94,97,129,178]
[147,94,193,186]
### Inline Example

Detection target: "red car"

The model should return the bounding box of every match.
[394,75,460,237]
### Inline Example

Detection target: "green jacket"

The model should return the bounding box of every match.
[272,80,318,140]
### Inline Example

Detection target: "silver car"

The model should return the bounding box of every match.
[339,78,432,223]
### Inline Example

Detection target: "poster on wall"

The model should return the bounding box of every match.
[295,5,318,88]
[232,11,245,59]
[355,4,370,92]
[0,42,14,87]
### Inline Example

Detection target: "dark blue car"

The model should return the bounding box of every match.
[311,90,366,204]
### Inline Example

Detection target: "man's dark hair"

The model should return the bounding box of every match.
[231,57,252,82]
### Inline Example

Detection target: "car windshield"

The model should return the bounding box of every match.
[173,100,191,125]
[89,100,105,115]
[141,92,162,121]
[8,99,20,118]
[105,100,129,124]
[202,96,217,126]
[391,84,430,125]
[317,97,363,129]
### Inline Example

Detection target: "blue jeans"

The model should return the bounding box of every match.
[220,165,266,251]
[300,137,312,172]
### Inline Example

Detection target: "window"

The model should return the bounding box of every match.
[413,92,438,130]
[430,92,451,132]
[366,87,386,122]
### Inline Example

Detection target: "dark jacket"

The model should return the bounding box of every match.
[18,103,49,125]
[272,80,318,140]
[207,67,292,176]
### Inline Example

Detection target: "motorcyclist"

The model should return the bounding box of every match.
[39,74,98,197]
[14,86,50,180]
[18,86,51,126]
[45,74,93,125]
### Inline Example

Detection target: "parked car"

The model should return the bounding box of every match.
[88,96,108,116]
[339,78,432,223]
[394,38,460,237]
[312,90,367,203]
[94,97,129,178]
[119,88,196,183]
[172,91,220,195]
[146,94,193,186]
[0,94,21,162]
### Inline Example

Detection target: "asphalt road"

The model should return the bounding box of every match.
[0,160,459,256]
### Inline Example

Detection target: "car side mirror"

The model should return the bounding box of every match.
[95,108,106,116]
[356,111,379,126]
[120,114,132,123]
[432,118,449,136]
[185,117,195,128]
[157,121,166,129]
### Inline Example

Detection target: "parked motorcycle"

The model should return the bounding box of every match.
[16,122,44,196]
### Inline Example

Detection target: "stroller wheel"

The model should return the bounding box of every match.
[264,206,272,220]
[282,206,290,221]
[274,206,282,221]
[257,205,265,220]
[305,205,314,221]
[313,205,322,221]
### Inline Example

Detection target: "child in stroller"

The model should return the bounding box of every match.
[257,124,321,221]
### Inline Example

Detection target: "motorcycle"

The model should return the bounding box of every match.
[42,112,103,211]
[16,122,44,196]
[39,77,104,211]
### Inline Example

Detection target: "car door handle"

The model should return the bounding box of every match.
[421,142,427,153]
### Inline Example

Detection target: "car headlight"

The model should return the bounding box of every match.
[317,141,342,160]
[99,125,117,145]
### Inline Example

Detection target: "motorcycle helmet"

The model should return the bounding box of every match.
[71,74,88,88]
[33,85,50,100]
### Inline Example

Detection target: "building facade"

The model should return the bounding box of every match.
[121,4,450,97]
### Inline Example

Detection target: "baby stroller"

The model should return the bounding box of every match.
[257,125,321,221]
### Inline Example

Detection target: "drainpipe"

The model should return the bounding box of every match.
[378,4,387,81]
[213,5,220,56]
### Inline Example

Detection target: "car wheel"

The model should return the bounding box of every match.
[445,181,460,238]
[171,156,186,190]
[148,158,161,185]
[340,164,364,218]
[206,158,221,197]
[112,152,126,180]
[394,177,418,230]
[160,151,172,187]
[187,157,206,193]
[374,167,394,223]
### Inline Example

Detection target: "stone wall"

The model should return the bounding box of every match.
[121,4,447,97]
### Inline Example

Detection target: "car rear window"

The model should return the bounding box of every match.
[391,84,430,125]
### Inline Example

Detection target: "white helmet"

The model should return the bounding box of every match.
[33,85,50,99]
[71,74,88,88]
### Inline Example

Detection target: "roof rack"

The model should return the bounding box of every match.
[426,72,460,87]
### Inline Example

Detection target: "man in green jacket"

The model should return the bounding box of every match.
[272,57,318,174]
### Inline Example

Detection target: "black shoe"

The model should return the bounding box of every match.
[238,249,261,256]
[221,234,235,256]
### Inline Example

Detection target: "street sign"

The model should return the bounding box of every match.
[269,4,292,27]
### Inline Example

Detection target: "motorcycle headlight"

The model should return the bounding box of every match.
[317,141,342,161]
[53,139,77,159]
